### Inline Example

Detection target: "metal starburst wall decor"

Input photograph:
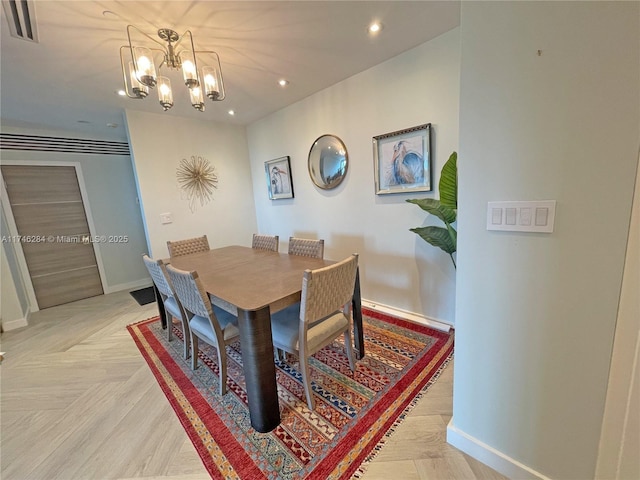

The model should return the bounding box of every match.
[176,155,218,212]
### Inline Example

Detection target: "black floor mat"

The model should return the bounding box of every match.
[129,286,156,306]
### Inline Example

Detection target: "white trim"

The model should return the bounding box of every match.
[446,419,551,480]
[103,278,152,295]
[0,160,108,308]
[0,174,39,311]
[2,309,30,331]
[361,298,452,332]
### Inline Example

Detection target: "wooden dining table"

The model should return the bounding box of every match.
[163,245,364,433]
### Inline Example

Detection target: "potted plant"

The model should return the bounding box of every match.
[406,151,458,268]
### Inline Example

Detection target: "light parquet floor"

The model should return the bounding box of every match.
[0,291,506,480]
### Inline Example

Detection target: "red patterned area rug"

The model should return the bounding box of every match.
[127,308,454,479]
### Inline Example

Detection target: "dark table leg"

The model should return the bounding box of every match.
[237,306,281,433]
[154,284,167,329]
[352,267,364,359]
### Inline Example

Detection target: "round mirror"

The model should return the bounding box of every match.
[308,134,348,189]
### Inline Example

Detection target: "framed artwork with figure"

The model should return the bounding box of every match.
[265,156,294,200]
[373,123,432,195]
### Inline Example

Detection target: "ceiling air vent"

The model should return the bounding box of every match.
[2,0,38,42]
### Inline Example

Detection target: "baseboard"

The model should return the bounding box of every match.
[446,419,551,480]
[103,278,152,295]
[2,308,30,331]
[361,298,452,332]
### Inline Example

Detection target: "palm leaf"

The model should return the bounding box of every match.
[406,198,456,224]
[410,226,456,255]
[439,152,457,210]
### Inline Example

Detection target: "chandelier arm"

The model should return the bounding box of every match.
[172,29,192,50]
[155,52,167,71]
[126,24,167,50]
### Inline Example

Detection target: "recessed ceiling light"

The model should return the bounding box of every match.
[228,110,235,116]
[116,89,126,96]
[368,22,382,34]
[278,79,289,87]
[77,120,91,124]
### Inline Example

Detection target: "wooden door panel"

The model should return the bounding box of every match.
[1,165,82,204]
[11,203,90,237]
[21,242,98,277]
[31,267,103,309]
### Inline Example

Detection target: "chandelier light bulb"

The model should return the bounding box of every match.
[204,73,216,88]
[157,76,173,110]
[202,65,222,100]
[180,51,199,88]
[190,86,205,112]
[128,61,148,98]
[183,60,196,75]
[133,47,157,87]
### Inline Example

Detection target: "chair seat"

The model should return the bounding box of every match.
[271,304,349,352]
[164,296,183,320]
[189,308,239,345]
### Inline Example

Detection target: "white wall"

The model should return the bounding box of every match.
[247,28,460,324]
[125,110,258,258]
[450,2,639,479]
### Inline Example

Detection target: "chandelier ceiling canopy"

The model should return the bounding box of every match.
[119,25,225,112]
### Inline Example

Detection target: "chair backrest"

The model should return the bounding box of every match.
[142,255,175,300]
[167,235,210,257]
[300,254,358,324]
[252,234,279,252]
[288,237,324,259]
[165,264,212,319]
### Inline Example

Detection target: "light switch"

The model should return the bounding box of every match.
[491,208,503,225]
[160,212,173,225]
[487,200,556,233]
[535,207,548,226]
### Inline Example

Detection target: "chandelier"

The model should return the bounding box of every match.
[119,25,225,112]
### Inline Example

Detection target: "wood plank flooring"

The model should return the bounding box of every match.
[0,291,506,480]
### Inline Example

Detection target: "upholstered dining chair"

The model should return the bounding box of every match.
[252,234,279,252]
[165,264,240,396]
[167,235,210,257]
[288,237,325,259]
[142,255,190,360]
[270,254,359,410]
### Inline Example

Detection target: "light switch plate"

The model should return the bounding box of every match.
[160,212,172,225]
[486,200,556,233]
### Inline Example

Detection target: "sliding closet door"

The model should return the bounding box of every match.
[1,165,103,308]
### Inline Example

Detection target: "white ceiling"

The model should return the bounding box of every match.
[0,1,459,140]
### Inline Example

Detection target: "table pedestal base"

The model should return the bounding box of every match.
[237,307,281,433]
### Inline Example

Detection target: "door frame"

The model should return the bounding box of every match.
[0,160,108,312]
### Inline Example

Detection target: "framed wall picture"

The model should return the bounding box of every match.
[265,156,294,199]
[373,123,432,195]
